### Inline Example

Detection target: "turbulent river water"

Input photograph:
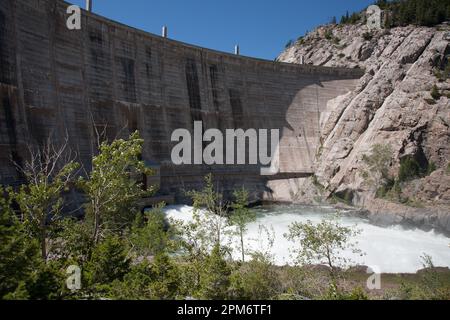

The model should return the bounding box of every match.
[164,204,450,273]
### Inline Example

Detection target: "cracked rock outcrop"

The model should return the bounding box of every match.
[278,23,450,232]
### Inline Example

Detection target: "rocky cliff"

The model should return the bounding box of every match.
[277,22,450,233]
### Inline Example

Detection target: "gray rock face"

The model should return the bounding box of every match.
[278,23,450,232]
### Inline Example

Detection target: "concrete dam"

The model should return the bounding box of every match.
[0,0,363,202]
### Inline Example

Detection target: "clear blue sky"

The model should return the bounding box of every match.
[67,0,374,60]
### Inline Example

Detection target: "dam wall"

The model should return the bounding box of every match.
[0,0,363,202]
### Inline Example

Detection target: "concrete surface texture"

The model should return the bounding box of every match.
[0,0,363,202]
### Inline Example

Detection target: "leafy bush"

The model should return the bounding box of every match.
[398,156,421,182]
[362,32,373,41]
[376,177,395,199]
[230,254,281,300]
[431,85,441,100]
[85,235,131,287]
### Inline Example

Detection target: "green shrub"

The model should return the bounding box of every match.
[325,30,333,40]
[447,163,450,175]
[85,235,131,286]
[398,156,421,182]
[376,0,450,27]
[362,32,373,41]
[229,254,281,300]
[342,286,369,300]
[431,85,441,100]
[376,178,395,199]
[199,245,231,300]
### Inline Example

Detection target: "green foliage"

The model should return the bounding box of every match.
[362,144,393,192]
[340,11,361,25]
[25,261,66,300]
[230,253,281,300]
[340,0,450,28]
[375,176,395,199]
[108,254,180,300]
[3,120,450,302]
[85,235,130,288]
[129,203,178,258]
[186,174,229,248]
[377,0,450,27]
[80,131,153,243]
[415,254,450,299]
[434,59,450,82]
[392,255,450,300]
[398,156,421,182]
[12,157,79,260]
[285,214,363,278]
[0,187,40,298]
[147,253,181,300]
[229,188,256,262]
[108,262,154,300]
[199,245,231,300]
[57,218,93,265]
[431,85,441,100]
[362,32,373,41]
[1,187,69,300]
[336,286,369,300]
[447,162,450,175]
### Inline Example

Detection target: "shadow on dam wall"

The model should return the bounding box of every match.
[0,0,363,204]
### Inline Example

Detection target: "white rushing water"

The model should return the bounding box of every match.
[164,204,450,273]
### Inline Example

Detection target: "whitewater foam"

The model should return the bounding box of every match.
[164,204,450,273]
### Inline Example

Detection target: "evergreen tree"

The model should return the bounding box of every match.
[148,253,180,300]
[85,235,130,290]
[0,187,40,298]
[199,245,231,300]
[341,0,450,28]
[129,203,178,258]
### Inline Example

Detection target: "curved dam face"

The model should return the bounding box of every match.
[0,0,363,202]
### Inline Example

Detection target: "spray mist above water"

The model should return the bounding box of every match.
[164,204,450,274]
